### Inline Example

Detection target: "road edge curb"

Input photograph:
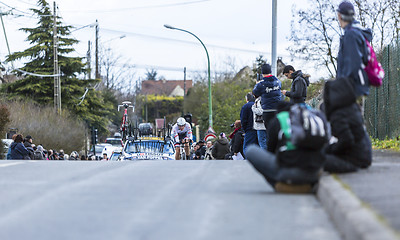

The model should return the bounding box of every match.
[317,174,400,240]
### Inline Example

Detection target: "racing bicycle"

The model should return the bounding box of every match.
[178,139,192,160]
[118,101,134,142]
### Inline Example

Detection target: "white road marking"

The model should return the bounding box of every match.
[0,162,25,168]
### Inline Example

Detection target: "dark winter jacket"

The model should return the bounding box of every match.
[285,70,309,103]
[252,75,282,110]
[231,128,244,156]
[23,141,34,159]
[240,101,255,133]
[323,78,372,168]
[337,20,372,97]
[10,142,30,160]
[267,116,325,172]
[195,145,206,159]
[212,138,230,160]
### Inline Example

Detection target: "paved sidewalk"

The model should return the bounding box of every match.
[318,150,400,240]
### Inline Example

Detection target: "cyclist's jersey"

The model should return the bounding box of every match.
[171,122,193,143]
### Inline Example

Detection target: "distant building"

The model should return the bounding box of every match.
[141,79,193,97]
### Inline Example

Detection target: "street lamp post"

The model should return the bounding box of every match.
[164,24,213,128]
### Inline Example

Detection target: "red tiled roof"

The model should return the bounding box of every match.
[141,80,192,96]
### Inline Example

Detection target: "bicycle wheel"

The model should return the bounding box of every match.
[180,146,186,160]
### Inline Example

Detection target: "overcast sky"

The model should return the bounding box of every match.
[0,0,324,82]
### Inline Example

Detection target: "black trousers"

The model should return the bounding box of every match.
[262,112,276,130]
[246,145,320,188]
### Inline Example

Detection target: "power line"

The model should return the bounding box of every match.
[13,0,36,7]
[0,0,32,15]
[63,0,210,14]
[97,26,272,55]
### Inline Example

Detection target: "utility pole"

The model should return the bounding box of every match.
[271,0,277,76]
[87,40,91,79]
[53,1,61,114]
[0,10,12,67]
[95,19,100,79]
[183,67,186,114]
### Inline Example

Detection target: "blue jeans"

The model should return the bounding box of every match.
[246,145,320,188]
[257,130,267,150]
[243,130,258,158]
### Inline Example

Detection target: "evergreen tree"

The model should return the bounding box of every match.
[251,55,267,80]
[1,0,111,133]
[145,69,158,80]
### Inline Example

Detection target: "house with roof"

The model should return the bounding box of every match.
[140,79,193,97]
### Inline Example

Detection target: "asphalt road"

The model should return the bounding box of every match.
[0,160,341,240]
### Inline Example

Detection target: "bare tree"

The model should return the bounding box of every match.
[389,0,400,41]
[290,0,397,78]
[354,0,393,50]
[289,0,341,78]
[99,46,135,91]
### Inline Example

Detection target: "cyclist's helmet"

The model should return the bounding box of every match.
[177,117,186,126]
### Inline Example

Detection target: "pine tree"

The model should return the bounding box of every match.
[251,55,267,80]
[2,0,111,133]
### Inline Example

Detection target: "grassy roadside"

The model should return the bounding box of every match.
[371,137,400,152]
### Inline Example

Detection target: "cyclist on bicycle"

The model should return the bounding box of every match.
[171,117,193,160]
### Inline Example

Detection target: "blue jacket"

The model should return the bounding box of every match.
[337,20,372,97]
[10,142,29,160]
[252,75,282,110]
[240,101,255,133]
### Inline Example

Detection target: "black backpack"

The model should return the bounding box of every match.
[277,104,329,151]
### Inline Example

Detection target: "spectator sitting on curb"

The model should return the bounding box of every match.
[33,145,46,160]
[322,77,372,173]
[59,149,65,160]
[246,101,328,193]
[10,134,30,160]
[204,140,214,160]
[6,134,17,160]
[212,133,230,160]
[70,151,79,160]
[194,140,206,160]
[23,135,34,160]
[48,149,55,160]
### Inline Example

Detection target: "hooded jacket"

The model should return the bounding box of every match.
[212,137,230,160]
[285,70,309,103]
[252,75,282,110]
[323,77,372,168]
[10,142,29,160]
[337,20,372,97]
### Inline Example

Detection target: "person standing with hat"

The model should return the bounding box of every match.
[252,63,282,144]
[336,1,372,98]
